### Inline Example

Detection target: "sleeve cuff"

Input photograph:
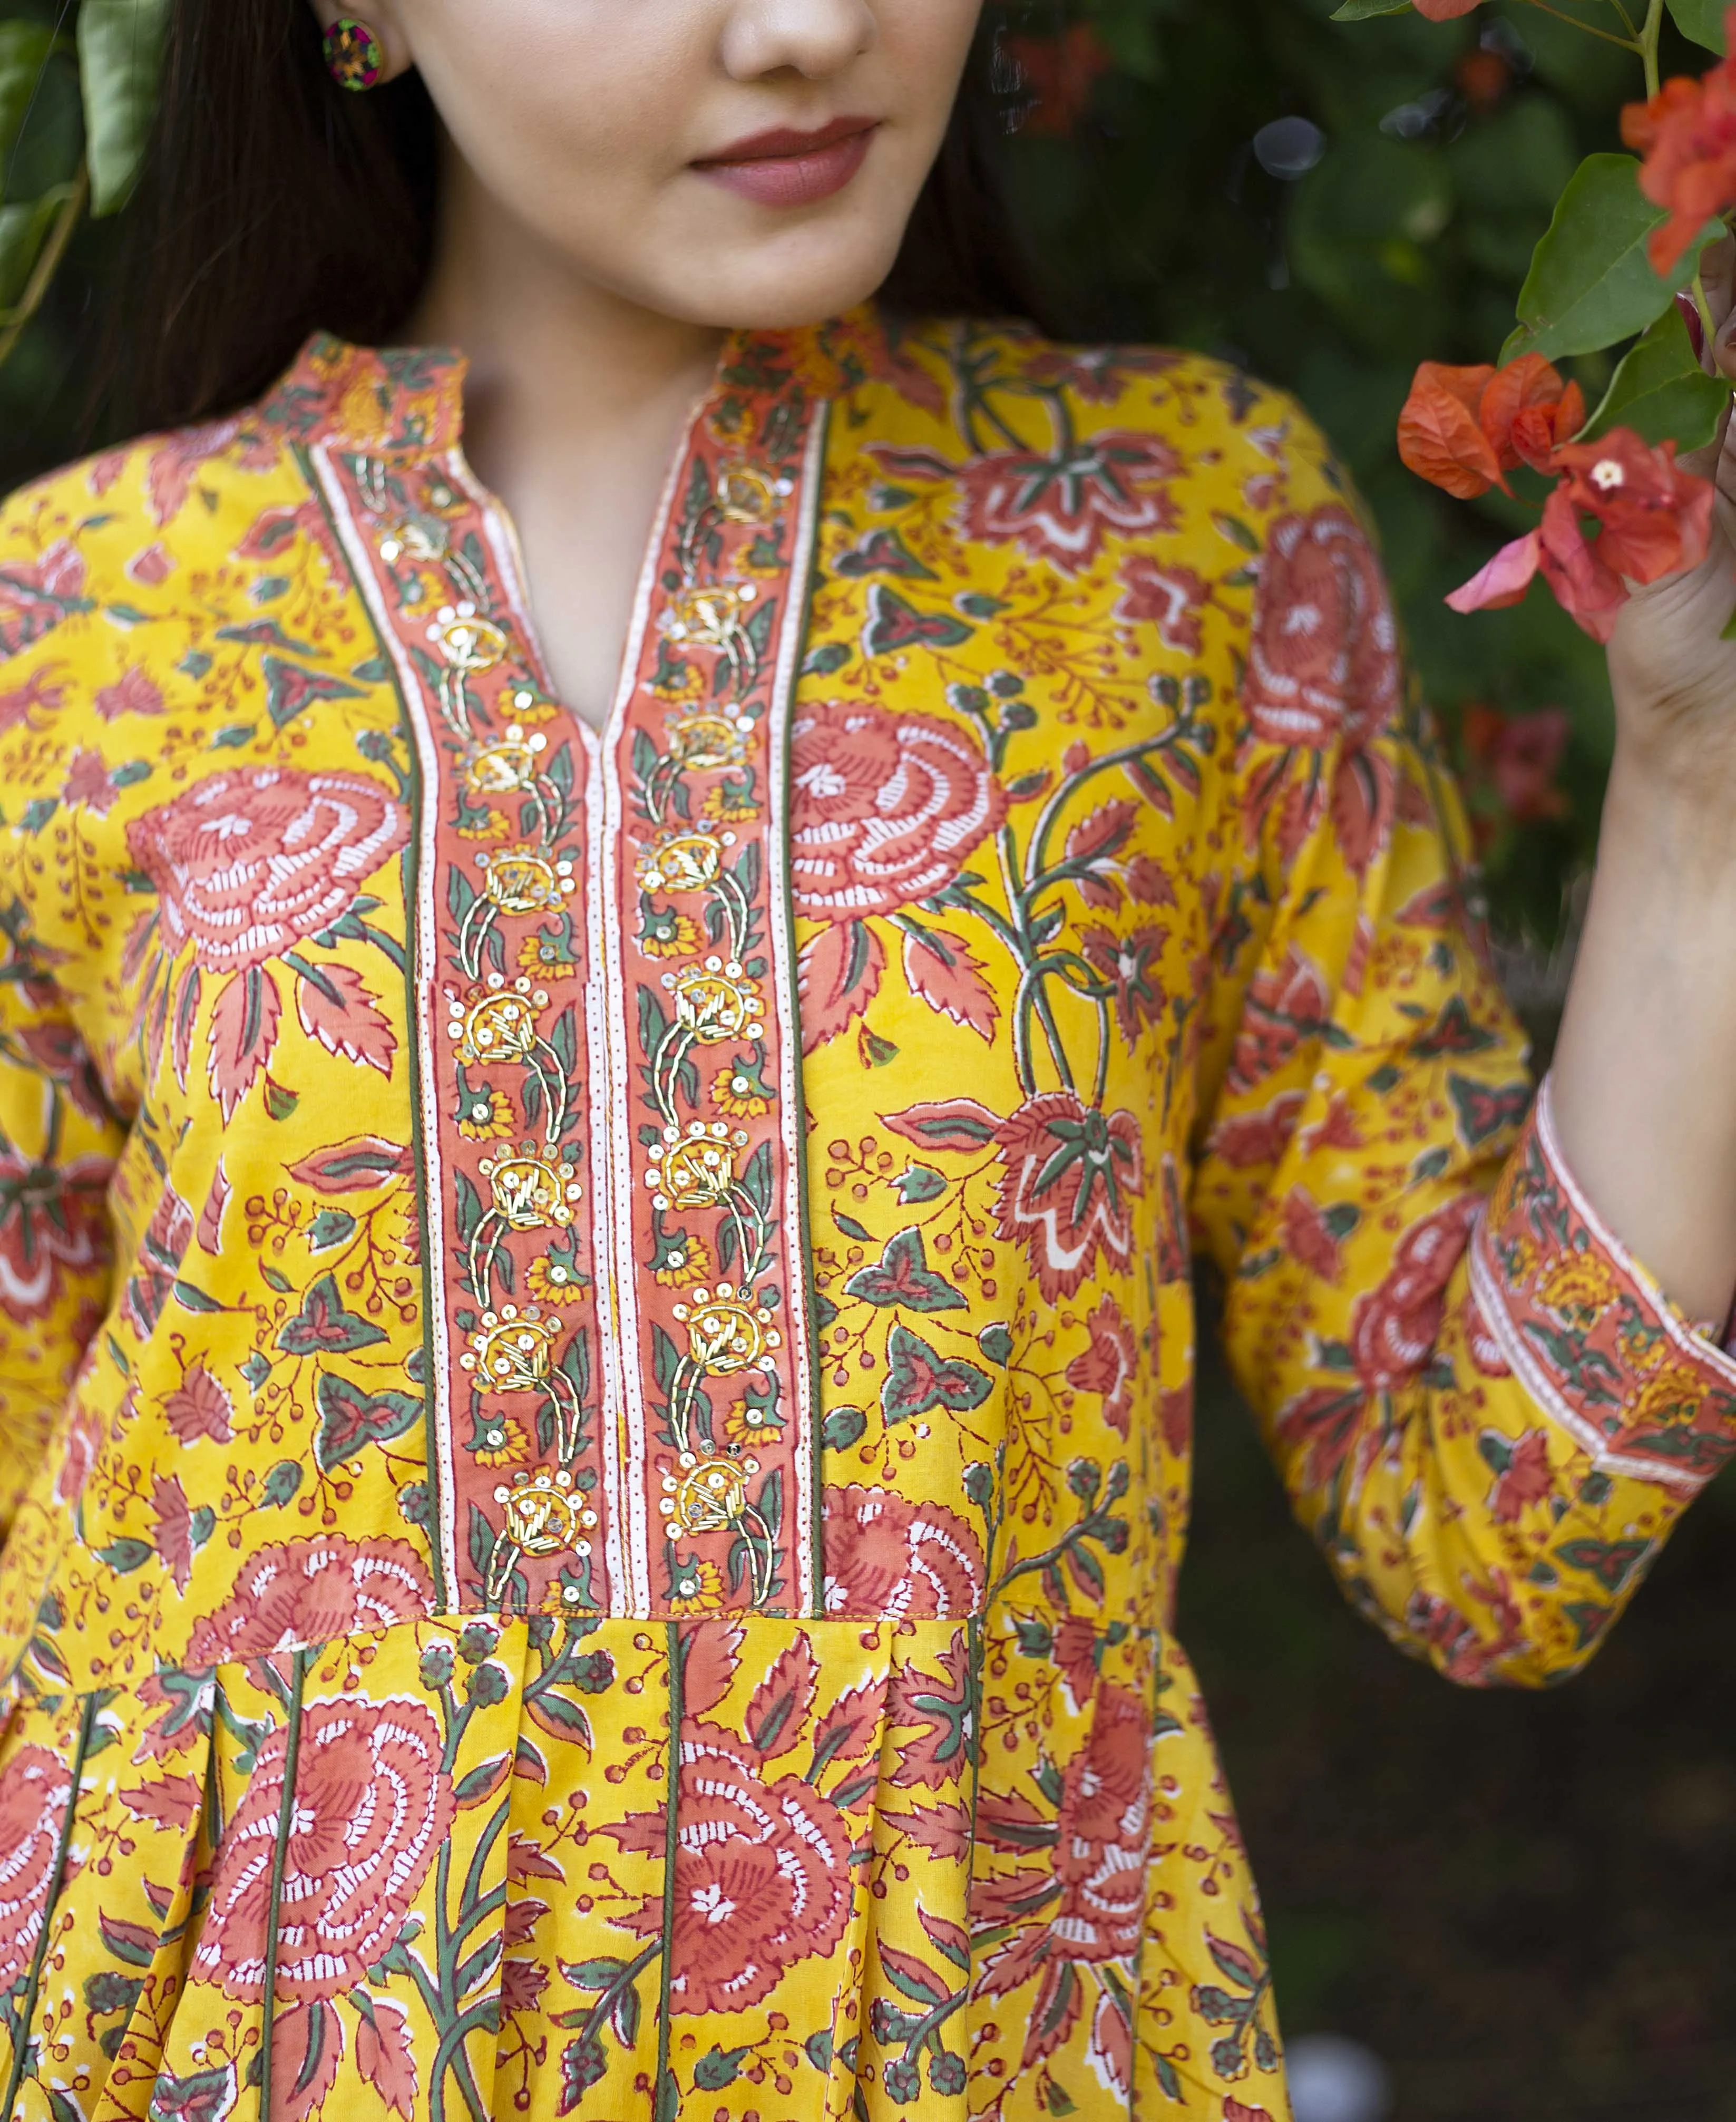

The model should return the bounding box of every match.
[1468,1076,1736,1498]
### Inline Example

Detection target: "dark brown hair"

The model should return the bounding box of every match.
[115,2,1046,434]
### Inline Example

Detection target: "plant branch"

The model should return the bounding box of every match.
[0,167,89,376]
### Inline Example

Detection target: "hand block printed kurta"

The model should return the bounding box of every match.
[0,312,1731,2122]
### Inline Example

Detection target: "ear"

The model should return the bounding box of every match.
[302,0,416,83]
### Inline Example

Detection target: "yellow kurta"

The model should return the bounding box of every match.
[0,312,1730,2122]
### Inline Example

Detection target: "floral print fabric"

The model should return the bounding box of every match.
[0,312,1731,2122]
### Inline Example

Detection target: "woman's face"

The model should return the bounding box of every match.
[315,0,983,330]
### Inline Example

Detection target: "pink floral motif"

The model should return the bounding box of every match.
[51,1403,105,1508]
[789,701,1004,922]
[994,1091,1144,1303]
[953,431,1182,572]
[0,539,87,657]
[1244,505,1400,750]
[94,666,166,723]
[822,1485,986,1617]
[1117,556,1211,652]
[126,768,409,977]
[1065,1296,1138,1436]
[62,747,116,815]
[0,1744,74,1993]
[976,1681,1153,2090]
[0,1142,112,1322]
[604,1726,854,2014]
[186,1536,435,1666]
[119,1183,193,1338]
[1226,944,1332,1096]
[1350,1196,1483,1390]
[193,1695,454,2002]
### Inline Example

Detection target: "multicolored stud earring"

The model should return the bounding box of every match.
[323,17,387,91]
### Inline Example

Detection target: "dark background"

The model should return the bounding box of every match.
[4,0,1734,2110]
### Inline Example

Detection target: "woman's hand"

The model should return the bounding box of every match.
[1549,230,1736,1330]
[1605,235,1736,794]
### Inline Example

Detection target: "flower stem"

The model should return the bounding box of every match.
[1641,0,1665,96]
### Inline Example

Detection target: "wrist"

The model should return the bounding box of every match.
[1600,744,1736,901]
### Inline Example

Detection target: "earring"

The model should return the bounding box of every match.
[323,17,387,91]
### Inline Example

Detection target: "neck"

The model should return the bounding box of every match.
[407,151,726,473]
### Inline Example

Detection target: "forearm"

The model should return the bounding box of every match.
[1549,750,1736,1329]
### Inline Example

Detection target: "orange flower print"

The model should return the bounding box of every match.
[639,905,700,959]
[456,1086,514,1141]
[1628,1362,1710,1431]
[517,927,577,977]
[667,1555,725,1614]
[1536,1249,1620,1324]
[527,1254,586,1303]
[711,1058,774,1119]
[721,1391,784,1451]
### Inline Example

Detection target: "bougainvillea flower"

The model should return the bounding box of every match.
[1622,12,1736,277]
[1398,363,1501,498]
[1398,356,1585,499]
[1446,430,1711,642]
[1412,0,1483,15]
[1481,354,1587,475]
[1552,431,1715,584]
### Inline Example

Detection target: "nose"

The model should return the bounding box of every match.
[718,0,878,81]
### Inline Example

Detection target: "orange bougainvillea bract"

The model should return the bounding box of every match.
[1411,0,1484,16]
[1622,6,1736,277]
[1398,355,1586,499]
[1444,430,1714,643]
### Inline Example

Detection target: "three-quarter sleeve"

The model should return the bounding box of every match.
[1189,471,1736,1688]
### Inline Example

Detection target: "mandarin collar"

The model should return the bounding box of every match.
[260,305,904,456]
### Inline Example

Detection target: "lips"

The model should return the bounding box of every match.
[693,117,881,210]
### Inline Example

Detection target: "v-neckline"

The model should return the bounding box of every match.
[435,355,732,759]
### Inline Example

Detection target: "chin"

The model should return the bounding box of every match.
[640,220,912,335]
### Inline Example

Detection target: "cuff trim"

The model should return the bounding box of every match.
[1469,1077,1736,1498]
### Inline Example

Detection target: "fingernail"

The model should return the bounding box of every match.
[1678,290,1708,365]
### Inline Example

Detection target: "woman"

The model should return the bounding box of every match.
[1,2,1734,2116]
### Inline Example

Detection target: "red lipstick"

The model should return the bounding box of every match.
[693,116,880,209]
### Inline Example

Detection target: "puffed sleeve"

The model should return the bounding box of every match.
[0,508,126,1535]
[1189,443,1736,1687]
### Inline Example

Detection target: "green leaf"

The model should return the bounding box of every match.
[96,1537,152,1574]
[1505,154,1720,364]
[1667,0,1727,52]
[314,1371,422,1471]
[261,1459,303,1507]
[77,0,172,216]
[0,22,57,169]
[1581,301,1731,450]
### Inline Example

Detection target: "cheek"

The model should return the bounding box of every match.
[402,0,698,198]
[878,0,983,111]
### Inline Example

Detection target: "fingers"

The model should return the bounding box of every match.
[1703,233,1736,383]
